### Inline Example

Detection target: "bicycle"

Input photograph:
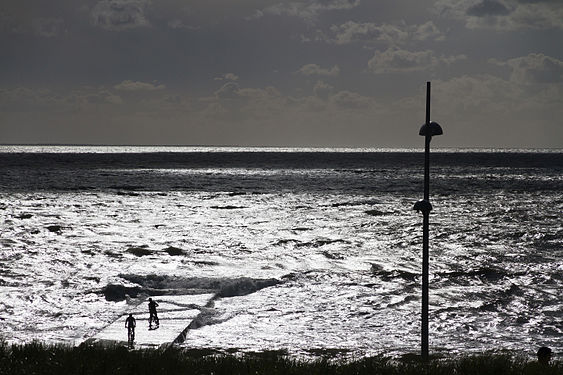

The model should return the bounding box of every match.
[127,327,135,347]
[149,313,159,329]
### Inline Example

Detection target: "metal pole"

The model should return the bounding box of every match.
[424,82,431,201]
[421,82,431,361]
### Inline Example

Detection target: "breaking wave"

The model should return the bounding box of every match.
[100,274,283,302]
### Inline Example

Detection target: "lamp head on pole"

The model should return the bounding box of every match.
[413,199,432,213]
[419,121,443,137]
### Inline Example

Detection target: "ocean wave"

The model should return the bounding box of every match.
[435,266,514,282]
[370,264,418,282]
[100,284,146,301]
[100,274,283,302]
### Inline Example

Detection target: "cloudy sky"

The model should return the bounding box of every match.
[1,0,562,147]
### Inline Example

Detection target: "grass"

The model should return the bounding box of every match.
[0,340,561,375]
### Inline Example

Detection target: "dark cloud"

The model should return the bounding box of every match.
[490,53,563,83]
[311,20,444,46]
[114,80,166,91]
[413,21,445,41]
[90,0,150,31]
[516,0,559,3]
[436,0,563,30]
[466,0,511,17]
[261,0,361,20]
[328,21,408,45]
[297,64,340,76]
[368,48,466,73]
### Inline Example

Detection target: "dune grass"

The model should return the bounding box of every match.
[0,341,560,375]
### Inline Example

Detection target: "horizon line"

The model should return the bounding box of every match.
[1,144,562,153]
[1,143,562,149]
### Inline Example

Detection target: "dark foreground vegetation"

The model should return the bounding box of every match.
[0,341,560,375]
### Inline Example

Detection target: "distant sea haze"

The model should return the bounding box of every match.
[0,146,561,357]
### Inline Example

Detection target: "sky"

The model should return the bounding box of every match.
[1,0,562,148]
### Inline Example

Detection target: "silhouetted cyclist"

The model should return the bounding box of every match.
[125,313,136,347]
[148,298,159,328]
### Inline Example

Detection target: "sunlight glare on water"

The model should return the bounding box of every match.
[0,146,561,358]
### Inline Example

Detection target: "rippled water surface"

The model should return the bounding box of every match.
[0,146,561,358]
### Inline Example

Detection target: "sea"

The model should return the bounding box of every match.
[0,146,561,359]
